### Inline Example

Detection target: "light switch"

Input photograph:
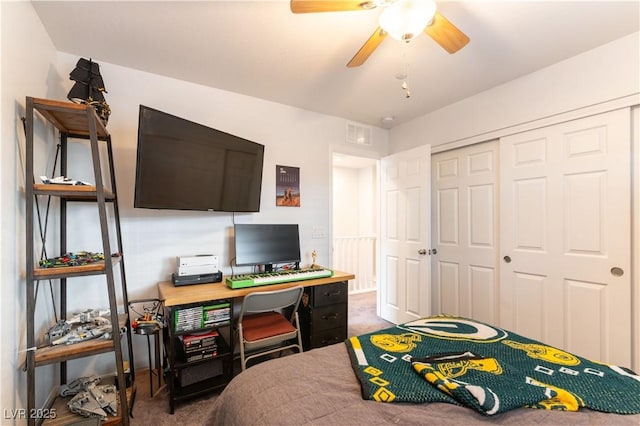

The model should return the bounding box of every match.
[312,227,325,239]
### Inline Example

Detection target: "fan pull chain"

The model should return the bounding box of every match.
[401,79,411,98]
[401,42,411,98]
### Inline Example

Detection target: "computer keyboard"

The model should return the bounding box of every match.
[226,268,333,289]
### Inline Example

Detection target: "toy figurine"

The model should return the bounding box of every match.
[311,250,318,268]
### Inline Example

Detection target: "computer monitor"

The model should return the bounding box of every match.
[234,224,301,272]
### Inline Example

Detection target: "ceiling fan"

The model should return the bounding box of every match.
[290,0,470,67]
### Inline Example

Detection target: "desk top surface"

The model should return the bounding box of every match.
[158,269,355,307]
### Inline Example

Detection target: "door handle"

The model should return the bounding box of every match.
[419,249,437,255]
[503,255,512,263]
[611,267,624,277]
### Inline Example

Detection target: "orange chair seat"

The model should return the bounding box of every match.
[242,311,296,342]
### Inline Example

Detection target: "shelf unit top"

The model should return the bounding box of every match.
[34,314,129,367]
[33,255,122,280]
[43,385,135,426]
[30,97,109,139]
[33,183,115,200]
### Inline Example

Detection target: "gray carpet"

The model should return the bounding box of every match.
[130,291,391,425]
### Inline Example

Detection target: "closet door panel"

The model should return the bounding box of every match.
[500,108,631,366]
[432,141,498,323]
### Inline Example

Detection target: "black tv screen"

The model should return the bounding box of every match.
[234,224,301,270]
[134,105,264,212]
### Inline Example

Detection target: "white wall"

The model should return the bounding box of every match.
[333,167,360,236]
[333,165,376,237]
[1,0,64,419]
[357,166,376,236]
[332,164,377,293]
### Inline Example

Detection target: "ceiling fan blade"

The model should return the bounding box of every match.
[290,0,373,14]
[347,27,387,67]
[424,11,470,54]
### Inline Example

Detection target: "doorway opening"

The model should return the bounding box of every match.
[331,153,378,294]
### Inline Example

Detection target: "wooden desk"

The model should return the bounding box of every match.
[158,269,355,351]
[157,270,355,413]
[158,269,355,307]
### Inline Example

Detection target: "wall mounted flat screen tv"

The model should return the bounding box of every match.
[234,224,301,271]
[134,105,264,212]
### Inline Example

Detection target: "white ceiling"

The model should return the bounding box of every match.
[32,0,640,129]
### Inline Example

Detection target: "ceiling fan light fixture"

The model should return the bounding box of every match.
[359,1,377,10]
[359,1,395,10]
[379,0,436,41]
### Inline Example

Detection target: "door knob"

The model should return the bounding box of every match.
[610,267,624,277]
[503,255,511,263]
[418,249,427,255]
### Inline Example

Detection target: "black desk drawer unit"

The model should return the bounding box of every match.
[299,281,348,350]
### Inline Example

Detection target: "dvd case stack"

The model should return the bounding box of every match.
[179,329,219,363]
[173,301,231,333]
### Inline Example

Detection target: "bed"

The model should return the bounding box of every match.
[209,316,640,425]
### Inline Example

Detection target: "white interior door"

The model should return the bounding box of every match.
[500,108,632,366]
[379,145,431,324]
[432,141,498,324]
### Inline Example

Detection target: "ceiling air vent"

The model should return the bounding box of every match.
[346,121,372,146]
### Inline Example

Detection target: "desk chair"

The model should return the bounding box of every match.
[237,286,304,371]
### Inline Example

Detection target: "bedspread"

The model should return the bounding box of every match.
[346,316,640,416]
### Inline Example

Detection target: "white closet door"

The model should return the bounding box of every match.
[431,141,498,324]
[500,108,631,366]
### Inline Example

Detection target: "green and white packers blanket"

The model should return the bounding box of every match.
[345,315,640,416]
